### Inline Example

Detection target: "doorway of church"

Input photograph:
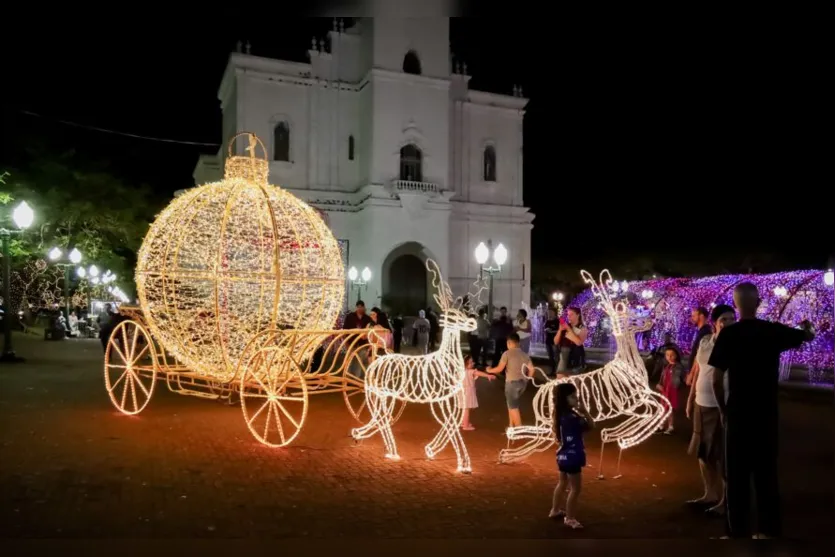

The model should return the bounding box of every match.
[384,253,427,316]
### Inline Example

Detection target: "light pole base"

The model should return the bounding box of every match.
[0,352,25,363]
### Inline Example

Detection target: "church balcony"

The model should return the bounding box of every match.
[392,179,441,195]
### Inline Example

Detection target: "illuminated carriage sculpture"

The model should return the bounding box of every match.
[103,133,397,447]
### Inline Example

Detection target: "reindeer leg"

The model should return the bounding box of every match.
[351,389,383,442]
[377,395,400,460]
[499,426,554,464]
[613,447,624,479]
[597,435,607,480]
[426,400,453,459]
[435,396,471,473]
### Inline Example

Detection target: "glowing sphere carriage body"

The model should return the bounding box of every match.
[135,134,344,381]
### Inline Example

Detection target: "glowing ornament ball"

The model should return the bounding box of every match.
[135,133,344,381]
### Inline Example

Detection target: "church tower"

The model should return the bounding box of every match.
[356,17,451,78]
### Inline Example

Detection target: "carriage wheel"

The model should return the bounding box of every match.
[241,347,308,447]
[104,320,158,415]
[342,344,407,423]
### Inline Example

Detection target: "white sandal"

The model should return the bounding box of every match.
[564,517,584,529]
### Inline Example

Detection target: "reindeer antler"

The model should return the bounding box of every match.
[426,259,454,311]
[581,268,625,336]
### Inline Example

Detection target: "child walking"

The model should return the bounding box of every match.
[656,347,684,434]
[460,355,495,430]
[549,383,593,530]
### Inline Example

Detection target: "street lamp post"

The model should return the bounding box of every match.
[1,201,35,363]
[348,266,372,304]
[474,239,508,318]
[48,246,83,321]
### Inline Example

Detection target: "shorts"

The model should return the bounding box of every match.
[557,453,586,475]
[558,465,584,475]
[504,379,527,410]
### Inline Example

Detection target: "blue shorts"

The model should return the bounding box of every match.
[557,453,586,475]
[504,379,527,410]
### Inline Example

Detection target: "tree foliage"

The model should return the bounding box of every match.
[1,145,168,300]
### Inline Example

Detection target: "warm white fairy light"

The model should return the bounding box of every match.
[500,269,670,474]
[351,260,479,473]
[134,132,345,382]
[103,133,393,450]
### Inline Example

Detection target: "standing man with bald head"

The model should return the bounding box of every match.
[708,282,815,539]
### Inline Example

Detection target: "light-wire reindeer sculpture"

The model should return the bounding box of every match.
[351,260,481,473]
[499,269,671,478]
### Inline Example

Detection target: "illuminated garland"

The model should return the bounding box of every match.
[351,260,480,473]
[571,270,834,378]
[500,269,670,476]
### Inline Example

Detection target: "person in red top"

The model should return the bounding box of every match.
[343,300,372,379]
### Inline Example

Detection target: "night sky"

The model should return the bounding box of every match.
[1,18,829,276]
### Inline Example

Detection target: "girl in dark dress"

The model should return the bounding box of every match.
[549,383,594,529]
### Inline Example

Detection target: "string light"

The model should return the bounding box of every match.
[351,260,481,473]
[500,269,670,475]
[133,132,345,383]
[571,270,834,377]
[104,132,391,448]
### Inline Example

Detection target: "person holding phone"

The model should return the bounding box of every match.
[555,307,588,377]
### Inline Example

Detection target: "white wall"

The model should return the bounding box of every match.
[192,18,534,310]
[369,74,450,187]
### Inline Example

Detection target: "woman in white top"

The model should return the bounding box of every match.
[515,309,532,354]
[685,303,734,516]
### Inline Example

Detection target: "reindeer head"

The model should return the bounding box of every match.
[426,259,477,333]
[580,269,634,337]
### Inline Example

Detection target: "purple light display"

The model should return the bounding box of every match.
[569,270,834,384]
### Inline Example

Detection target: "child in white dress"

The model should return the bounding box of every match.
[461,355,495,430]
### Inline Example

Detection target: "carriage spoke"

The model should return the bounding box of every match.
[108,367,130,392]
[275,400,300,430]
[129,373,139,413]
[131,370,151,397]
[131,343,150,365]
[246,398,271,427]
[120,372,130,409]
[272,401,287,445]
[262,402,274,441]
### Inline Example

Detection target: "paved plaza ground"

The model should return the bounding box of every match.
[0,333,832,539]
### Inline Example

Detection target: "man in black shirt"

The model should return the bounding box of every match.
[343,300,372,330]
[391,314,404,353]
[708,282,814,539]
[686,307,712,386]
[543,308,560,374]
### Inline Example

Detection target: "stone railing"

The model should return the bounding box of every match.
[392,179,441,194]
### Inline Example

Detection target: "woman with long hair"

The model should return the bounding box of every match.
[554,307,588,377]
[368,307,393,354]
[549,382,594,529]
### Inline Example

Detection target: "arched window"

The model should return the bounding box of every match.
[399,144,423,182]
[273,121,290,161]
[348,135,355,161]
[402,50,422,75]
[483,145,496,182]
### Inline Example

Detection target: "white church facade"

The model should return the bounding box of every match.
[192,17,534,314]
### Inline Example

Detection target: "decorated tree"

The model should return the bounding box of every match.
[1,147,167,312]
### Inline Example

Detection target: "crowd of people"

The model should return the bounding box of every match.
[339,282,816,537]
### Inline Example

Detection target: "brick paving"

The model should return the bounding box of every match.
[0,333,832,539]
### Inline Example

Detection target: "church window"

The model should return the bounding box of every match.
[399,144,423,182]
[273,121,290,161]
[403,50,422,75]
[483,145,496,182]
[348,135,355,161]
